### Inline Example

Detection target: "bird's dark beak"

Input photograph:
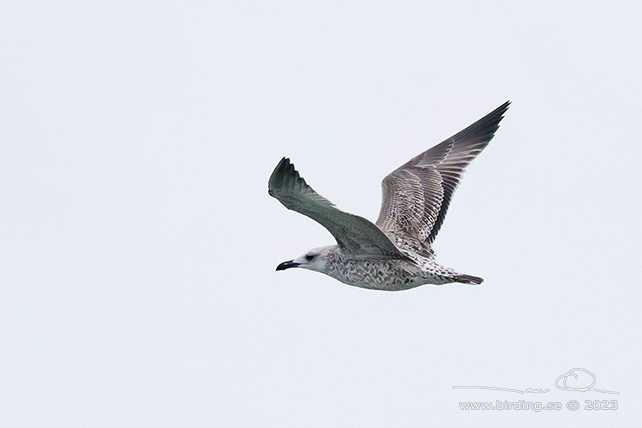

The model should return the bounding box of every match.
[276,260,300,271]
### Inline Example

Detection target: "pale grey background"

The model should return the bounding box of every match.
[1,1,641,427]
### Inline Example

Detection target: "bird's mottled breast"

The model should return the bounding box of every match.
[324,249,459,290]
[325,250,424,290]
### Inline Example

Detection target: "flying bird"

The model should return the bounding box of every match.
[268,101,509,291]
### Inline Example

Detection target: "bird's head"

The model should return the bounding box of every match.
[276,246,334,273]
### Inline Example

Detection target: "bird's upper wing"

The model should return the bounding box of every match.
[269,158,408,260]
[375,101,510,255]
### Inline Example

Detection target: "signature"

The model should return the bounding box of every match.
[452,368,619,395]
[555,368,618,394]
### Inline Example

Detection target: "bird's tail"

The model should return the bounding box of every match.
[457,274,483,285]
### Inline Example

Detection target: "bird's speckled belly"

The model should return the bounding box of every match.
[327,258,454,291]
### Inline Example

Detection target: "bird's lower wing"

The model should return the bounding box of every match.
[269,158,407,260]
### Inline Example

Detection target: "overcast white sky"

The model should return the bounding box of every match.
[2,1,641,427]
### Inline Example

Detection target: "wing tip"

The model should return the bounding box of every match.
[491,100,511,125]
[450,100,511,146]
[485,99,511,126]
[269,157,292,196]
[268,157,334,206]
[494,100,511,123]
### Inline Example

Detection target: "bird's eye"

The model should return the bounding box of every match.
[305,254,315,261]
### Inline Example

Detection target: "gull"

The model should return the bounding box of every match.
[268,101,510,291]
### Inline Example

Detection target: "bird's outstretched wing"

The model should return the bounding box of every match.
[376,101,510,255]
[269,158,408,260]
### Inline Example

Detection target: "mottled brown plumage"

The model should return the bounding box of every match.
[269,101,510,290]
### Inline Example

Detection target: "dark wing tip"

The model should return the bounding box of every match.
[484,100,511,131]
[492,100,511,127]
[268,157,332,206]
[469,100,510,133]
[491,100,511,117]
[268,157,293,196]
[444,100,510,152]
[499,100,511,111]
